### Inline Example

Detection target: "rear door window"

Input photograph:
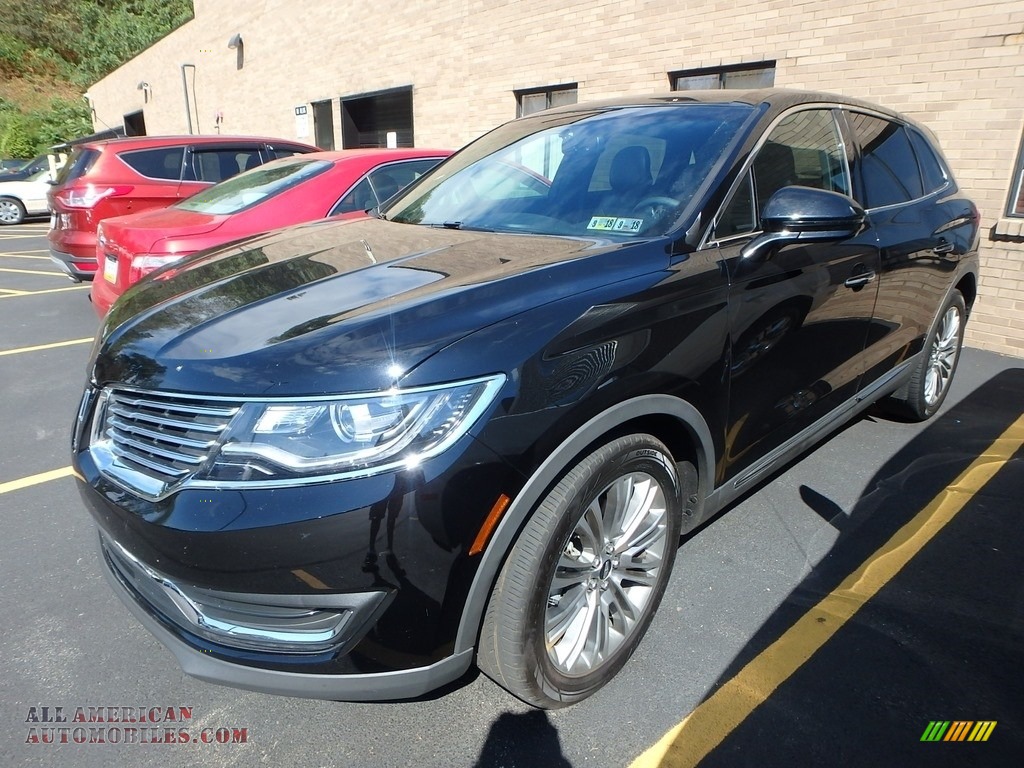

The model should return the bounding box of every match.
[186,147,263,183]
[119,147,185,180]
[846,113,924,207]
[907,128,949,194]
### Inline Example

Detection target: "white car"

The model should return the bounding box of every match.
[0,170,52,225]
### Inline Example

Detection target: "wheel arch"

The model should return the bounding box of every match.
[454,393,716,655]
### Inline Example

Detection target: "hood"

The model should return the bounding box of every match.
[94,217,636,395]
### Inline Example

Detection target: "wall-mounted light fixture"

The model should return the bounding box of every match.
[137,81,151,103]
[227,33,244,70]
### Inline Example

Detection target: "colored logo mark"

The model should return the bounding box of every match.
[921,721,996,742]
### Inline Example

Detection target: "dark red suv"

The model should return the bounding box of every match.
[47,135,316,281]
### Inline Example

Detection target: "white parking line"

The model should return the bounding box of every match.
[0,285,89,299]
[0,267,63,276]
[0,467,75,496]
[0,338,93,357]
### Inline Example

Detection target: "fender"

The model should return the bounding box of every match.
[454,393,716,655]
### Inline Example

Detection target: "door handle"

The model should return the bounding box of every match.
[844,272,876,289]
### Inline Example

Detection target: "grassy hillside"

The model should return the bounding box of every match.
[0,0,193,158]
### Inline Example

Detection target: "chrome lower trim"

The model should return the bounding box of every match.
[101,533,387,655]
[97,533,470,701]
[729,361,913,492]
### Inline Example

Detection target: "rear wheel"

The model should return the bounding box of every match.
[885,290,966,421]
[0,197,26,225]
[478,434,685,708]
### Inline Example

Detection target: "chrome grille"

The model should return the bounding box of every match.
[92,389,240,493]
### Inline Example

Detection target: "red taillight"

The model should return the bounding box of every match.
[127,254,184,284]
[55,184,134,209]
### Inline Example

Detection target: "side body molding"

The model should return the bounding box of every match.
[454,394,716,654]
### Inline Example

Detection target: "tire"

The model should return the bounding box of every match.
[885,290,966,421]
[478,434,685,708]
[0,197,26,225]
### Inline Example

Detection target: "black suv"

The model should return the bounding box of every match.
[73,91,979,708]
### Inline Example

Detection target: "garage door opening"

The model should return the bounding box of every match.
[341,86,413,148]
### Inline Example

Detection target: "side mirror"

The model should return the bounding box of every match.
[741,186,866,261]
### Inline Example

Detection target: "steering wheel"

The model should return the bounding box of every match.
[632,195,681,213]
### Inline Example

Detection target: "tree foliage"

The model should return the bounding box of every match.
[0,0,193,156]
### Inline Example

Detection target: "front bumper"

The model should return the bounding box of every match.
[97,531,473,700]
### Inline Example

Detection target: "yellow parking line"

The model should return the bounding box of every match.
[0,288,27,296]
[0,285,89,298]
[0,337,92,357]
[0,466,76,496]
[1,252,50,260]
[631,412,1024,768]
[0,266,63,276]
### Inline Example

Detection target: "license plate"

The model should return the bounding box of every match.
[103,254,118,283]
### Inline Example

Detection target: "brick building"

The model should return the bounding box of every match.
[85,0,1024,356]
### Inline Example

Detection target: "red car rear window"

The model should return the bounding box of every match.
[55,148,100,185]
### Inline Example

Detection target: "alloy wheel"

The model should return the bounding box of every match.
[544,471,669,676]
[923,305,962,407]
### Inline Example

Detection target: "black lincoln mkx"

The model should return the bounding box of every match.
[73,90,979,708]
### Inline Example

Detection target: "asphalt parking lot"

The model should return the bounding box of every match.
[1,221,1021,768]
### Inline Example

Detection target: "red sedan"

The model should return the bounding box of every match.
[91,148,450,316]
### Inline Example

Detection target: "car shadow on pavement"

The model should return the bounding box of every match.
[667,366,1024,767]
[472,709,573,768]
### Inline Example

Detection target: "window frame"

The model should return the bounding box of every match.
[514,84,578,118]
[1006,130,1024,218]
[706,105,851,246]
[669,61,776,92]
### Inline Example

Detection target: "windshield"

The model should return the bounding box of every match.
[175,158,332,215]
[385,103,754,238]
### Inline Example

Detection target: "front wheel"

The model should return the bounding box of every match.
[478,434,685,708]
[885,290,966,421]
[0,197,26,225]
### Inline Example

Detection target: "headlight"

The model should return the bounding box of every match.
[206,374,506,481]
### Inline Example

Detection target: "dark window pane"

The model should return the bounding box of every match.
[368,158,443,204]
[717,172,755,237]
[723,67,775,89]
[330,177,375,215]
[119,147,184,180]
[675,73,720,90]
[753,110,849,213]
[848,113,924,207]
[189,149,262,183]
[908,128,948,193]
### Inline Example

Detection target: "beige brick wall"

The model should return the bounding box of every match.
[87,0,1024,356]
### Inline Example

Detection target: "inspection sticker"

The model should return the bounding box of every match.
[587,216,643,233]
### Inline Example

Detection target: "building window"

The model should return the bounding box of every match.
[1008,132,1024,217]
[670,62,775,91]
[515,84,578,117]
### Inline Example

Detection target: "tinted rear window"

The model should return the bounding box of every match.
[175,158,333,214]
[848,112,924,207]
[908,128,949,193]
[119,147,185,180]
[55,148,99,185]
